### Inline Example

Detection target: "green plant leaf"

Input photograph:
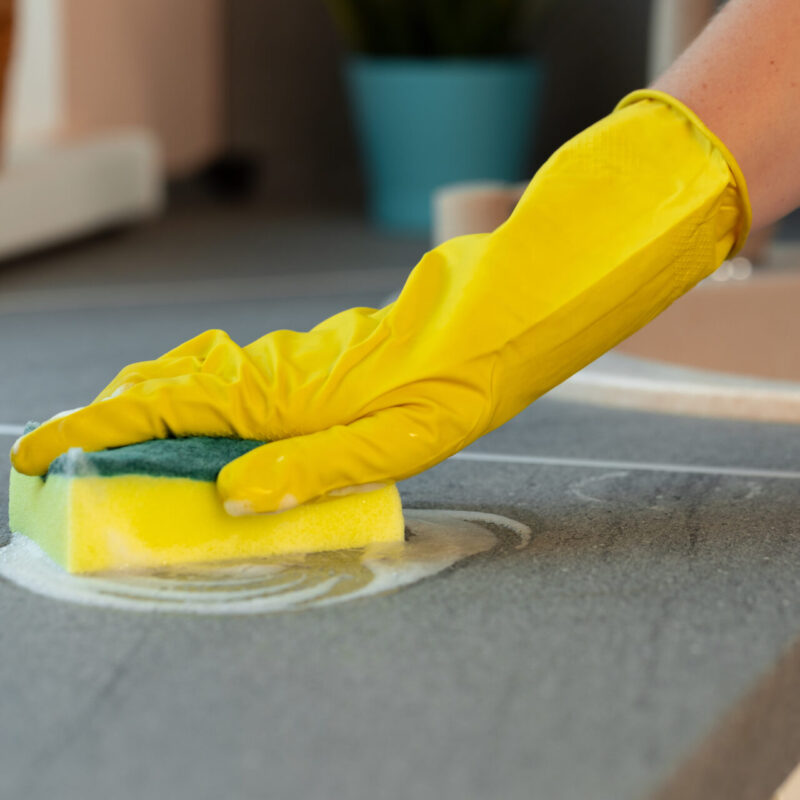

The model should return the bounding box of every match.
[322,0,553,56]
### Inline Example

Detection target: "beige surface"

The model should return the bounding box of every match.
[0,130,162,259]
[551,361,800,424]
[775,764,800,799]
[431,181,526,246]
[647,0,715,81]
[617,269,800,382]
[63,0,223,175]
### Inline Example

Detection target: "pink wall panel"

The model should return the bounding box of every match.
[64,0,224,175]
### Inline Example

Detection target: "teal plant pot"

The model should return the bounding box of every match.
[345,56,542,232]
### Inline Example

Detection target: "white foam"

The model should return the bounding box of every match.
[0,510,531,615]
[223,498,255,517]
[47,406,84,422]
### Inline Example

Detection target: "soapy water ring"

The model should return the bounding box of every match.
[0,510,531,614]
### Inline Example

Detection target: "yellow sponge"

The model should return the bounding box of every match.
[8,434,404,574]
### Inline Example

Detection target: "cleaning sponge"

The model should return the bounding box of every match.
[8,427,404,573]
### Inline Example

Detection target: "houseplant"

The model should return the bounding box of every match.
[325,0,549,231]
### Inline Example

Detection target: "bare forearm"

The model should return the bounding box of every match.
[653,0,800,229]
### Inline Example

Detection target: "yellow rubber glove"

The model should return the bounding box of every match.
[11,89,751,514]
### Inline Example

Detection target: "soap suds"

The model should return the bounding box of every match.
[0,510,531,615]
[223,498,255,517]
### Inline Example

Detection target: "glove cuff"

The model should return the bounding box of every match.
[615,88,752,257]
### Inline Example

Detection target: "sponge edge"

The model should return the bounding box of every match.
[8,435,404,574]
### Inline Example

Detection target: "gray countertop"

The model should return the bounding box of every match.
[2,209,799,800]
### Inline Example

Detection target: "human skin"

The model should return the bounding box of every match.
[654,0,800,230]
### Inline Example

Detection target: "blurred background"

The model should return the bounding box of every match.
[5,9,800,800]
[1,0,798,381]
[0,0,648,232]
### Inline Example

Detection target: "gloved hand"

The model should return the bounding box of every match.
[11,89,751,514]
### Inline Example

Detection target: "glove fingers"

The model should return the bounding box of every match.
[11,396,160,476]
[216,406,446,515]
[11,375,244,476]
[13,331,264,475]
